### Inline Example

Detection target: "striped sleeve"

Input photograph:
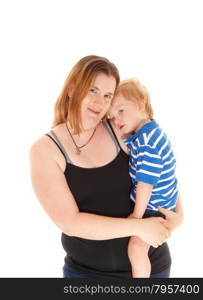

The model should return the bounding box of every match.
[135,144,163,185]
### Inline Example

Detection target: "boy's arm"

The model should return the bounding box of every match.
[158,191,184,231]
[131,181,153,219]
[175,192,184,217]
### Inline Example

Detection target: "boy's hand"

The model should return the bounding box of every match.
[127,213,170,248]
[158,206,183,231]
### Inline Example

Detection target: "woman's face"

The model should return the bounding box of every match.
[80,73,116,130]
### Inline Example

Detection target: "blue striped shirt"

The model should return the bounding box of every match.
[124,119,178,211]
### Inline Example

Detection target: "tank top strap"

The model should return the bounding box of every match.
[103,119,121,153]
[45,130,73,164]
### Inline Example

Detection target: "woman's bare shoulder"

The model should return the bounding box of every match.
[29,136,54,172]
[29,124,67,171]
[30,124,63,156]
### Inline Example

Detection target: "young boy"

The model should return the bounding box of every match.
[108,79,178,278]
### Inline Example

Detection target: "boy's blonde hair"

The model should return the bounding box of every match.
[115,78,153,119]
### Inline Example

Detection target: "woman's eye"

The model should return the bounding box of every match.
[89,88,97,94]
[104,94,112,100]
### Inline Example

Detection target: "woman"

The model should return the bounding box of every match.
[29,55,183,278]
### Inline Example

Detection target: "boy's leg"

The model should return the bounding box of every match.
[128,236,151,278]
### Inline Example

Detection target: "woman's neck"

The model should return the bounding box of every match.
[65,121,99,142]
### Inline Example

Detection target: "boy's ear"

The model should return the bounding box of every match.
[138,99,146,112]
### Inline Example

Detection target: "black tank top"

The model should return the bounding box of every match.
[45,120,171,278]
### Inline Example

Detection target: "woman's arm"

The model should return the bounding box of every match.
[29,137,169,247]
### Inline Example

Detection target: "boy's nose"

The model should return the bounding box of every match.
[114,118,121,128]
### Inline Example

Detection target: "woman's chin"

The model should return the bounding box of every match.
[82,118,101,131]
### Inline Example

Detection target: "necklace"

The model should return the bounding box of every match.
[65,123,97,155]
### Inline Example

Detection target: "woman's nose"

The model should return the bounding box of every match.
[93,94,105,106]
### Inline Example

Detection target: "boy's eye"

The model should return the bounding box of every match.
[118,109,124,114]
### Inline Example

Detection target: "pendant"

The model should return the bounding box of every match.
[76,148,81,155]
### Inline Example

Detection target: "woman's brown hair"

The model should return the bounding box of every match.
[53,55,120,134]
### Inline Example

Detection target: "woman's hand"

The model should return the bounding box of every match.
[157,206,184,232]
[128,214,170,248]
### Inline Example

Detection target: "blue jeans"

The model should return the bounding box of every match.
[150,267,170,278]
[62,264,171,278]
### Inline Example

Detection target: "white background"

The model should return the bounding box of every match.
[0,0,202,277]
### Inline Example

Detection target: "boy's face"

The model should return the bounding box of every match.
[108,95,145,136]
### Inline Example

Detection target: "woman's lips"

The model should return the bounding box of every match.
[88,108,100,115]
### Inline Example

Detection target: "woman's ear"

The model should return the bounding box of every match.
[67,85,74,98]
